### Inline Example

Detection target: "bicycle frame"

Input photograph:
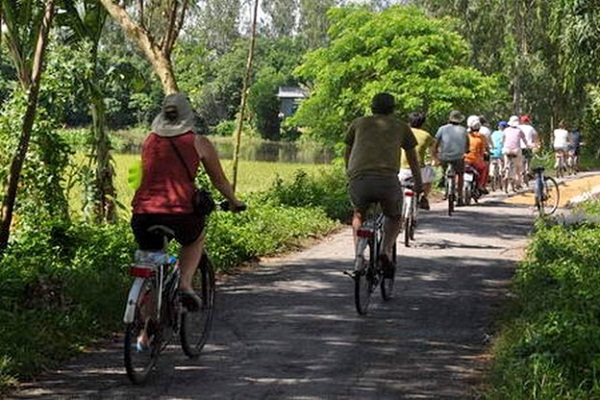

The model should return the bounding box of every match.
[124,252,174,324]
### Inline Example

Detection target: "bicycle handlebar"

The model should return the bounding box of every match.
[219,201,247,213]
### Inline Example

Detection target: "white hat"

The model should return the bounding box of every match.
[508,115,520,127]
[467,115,481,130]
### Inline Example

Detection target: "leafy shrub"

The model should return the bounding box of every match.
[486,204,600,399]
[206,202,337,272]
[260,166,352,223]
[0,220,134,390]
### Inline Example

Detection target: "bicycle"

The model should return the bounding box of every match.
[489,157,503,192]
[123,201,243,384]
[503,154,519,193]
[346,205,396,315]
[566,149,578,175]
[532,166,560,216]
[445,163,457,216]
[400,178,419,247]
[554,150,567,178]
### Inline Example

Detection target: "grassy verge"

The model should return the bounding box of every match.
[485,201,600,399]
[0,165,349,394]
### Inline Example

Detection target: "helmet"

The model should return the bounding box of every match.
[467,115,481,130]
[498,120,508,128]
[520,114,531,124]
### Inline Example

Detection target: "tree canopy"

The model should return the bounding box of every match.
[291,5,501,144]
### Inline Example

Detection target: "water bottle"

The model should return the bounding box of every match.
[134,250,168,267]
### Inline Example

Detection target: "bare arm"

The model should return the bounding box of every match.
[343,145,351,170]
[195,135,244,207]
[405,147,423,192]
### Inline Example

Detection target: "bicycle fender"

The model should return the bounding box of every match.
[123,278,145,323]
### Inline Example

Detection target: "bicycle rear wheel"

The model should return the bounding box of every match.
[447,176,455,216]
[354,237,374,315]
[539,176,560,216]
[380,243,396,301]
[124,278,161,384]
[180,254,216,358]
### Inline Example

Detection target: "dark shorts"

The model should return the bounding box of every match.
[348,174,402,218]
[440,159,465,175]
[131,213,206,250]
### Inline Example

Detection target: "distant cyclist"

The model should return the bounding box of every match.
[398,111,436,210]
[464,115,489,195]
[434,110,469,206]
[519,114,539,176]
[552,120,571,168]
[344,93,422,277]
[490,121,507,161]
[502,115,526,189]
[569,126,584,171]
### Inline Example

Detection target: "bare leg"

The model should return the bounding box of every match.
[382,215,401,259]
[178,233,205,292]
[352,209,365,249]
[457,174,465,202]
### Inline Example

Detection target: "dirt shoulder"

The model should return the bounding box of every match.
[7,172,599,400]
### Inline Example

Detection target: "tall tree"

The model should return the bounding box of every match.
[298,0,336,49]
[261,0,298,38]
[198,0,241,56]
[99,0,189,94]
[0,0,56,249]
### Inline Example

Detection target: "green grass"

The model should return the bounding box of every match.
[68,153,333,218]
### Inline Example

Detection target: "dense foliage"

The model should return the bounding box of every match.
[486,204,600,399]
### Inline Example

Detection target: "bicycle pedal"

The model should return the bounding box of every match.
[343,270,359,279]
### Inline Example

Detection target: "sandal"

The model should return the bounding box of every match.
[180,290,202,312]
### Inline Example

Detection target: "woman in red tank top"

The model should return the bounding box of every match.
[131,93,245,310]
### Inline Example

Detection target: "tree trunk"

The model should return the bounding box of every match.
[232,0,259,193]
[90,91,116,223]
[0,0,55,250]
[98,0,179,94]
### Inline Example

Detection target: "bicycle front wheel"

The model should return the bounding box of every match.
[539,176,560,216]
[447,178,455,216]
[180,254,216,358]
[124,278,161,384]
[403,198,412,247]
[354,237,374,315]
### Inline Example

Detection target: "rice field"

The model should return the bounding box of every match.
[78,154,334,216]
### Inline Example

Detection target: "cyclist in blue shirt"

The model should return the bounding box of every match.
[490,121,507,160]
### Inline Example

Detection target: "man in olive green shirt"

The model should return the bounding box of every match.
[344,93,422,277]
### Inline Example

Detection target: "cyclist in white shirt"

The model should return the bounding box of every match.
[553,120,571,168]
[519,114,539,177]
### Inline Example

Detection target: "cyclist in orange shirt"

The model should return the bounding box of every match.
[464,115,489,195]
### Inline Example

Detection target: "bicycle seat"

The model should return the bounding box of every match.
[532,166,545,173]
[145,225,175,249]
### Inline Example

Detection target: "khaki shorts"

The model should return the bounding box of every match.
[348,174,402,218]
[398,165,436,185]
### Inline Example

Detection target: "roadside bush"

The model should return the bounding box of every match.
[261,166,352,223]
[486,205,600,399]
[0,221,134,391]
